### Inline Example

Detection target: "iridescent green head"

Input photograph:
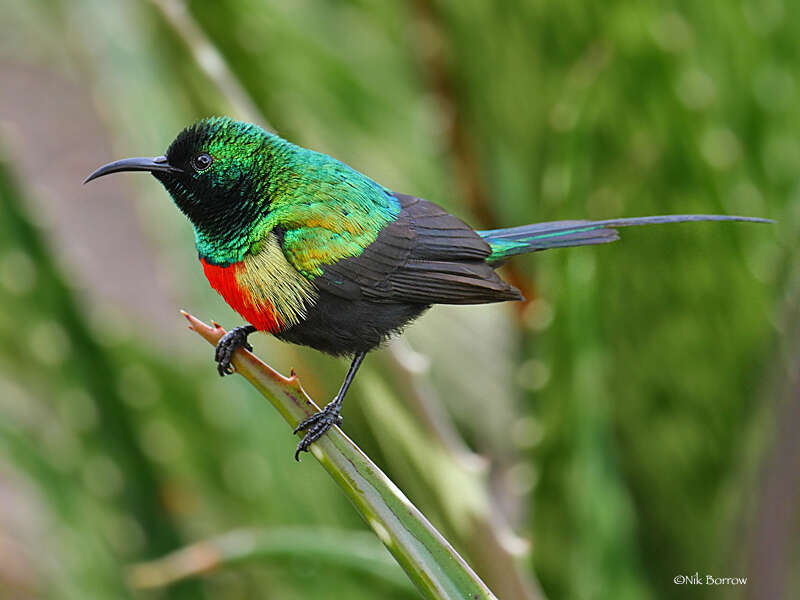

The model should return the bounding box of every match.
[155,117,277,221]
[85,117,290,263]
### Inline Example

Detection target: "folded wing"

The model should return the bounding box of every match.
[295,194,523,305]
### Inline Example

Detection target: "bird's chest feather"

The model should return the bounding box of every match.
[200,234,318,333]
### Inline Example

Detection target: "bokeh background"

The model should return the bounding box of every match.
[1,1,797,599]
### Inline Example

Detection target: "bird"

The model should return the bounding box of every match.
[85,116,772,459]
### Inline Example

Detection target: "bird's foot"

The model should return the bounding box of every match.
[293,401,343,461]
[214,325,255,376]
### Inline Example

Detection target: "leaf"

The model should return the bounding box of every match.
[129,526,414,592]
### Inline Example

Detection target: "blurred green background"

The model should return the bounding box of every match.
[0,1,797,599]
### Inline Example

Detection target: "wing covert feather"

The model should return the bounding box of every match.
[297,193,522,305]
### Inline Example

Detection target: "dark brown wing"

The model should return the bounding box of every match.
[312,194,522,305]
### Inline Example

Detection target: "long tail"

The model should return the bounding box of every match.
[478,214,773,264]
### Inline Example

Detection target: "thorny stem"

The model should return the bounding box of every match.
[179,311,498,600]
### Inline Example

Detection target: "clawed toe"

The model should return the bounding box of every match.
[293,402,343,460]
[294,423,331,461]
[293,410,323,433]
[214,325,256,376]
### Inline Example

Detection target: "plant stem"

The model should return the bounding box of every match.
[181,311,498,600]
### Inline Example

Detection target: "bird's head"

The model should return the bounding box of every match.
[85,116,285,263]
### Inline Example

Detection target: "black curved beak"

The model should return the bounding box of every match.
[83,156,183,184]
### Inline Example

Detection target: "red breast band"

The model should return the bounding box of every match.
[200,258,282,332]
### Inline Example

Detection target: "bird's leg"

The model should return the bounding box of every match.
[293,351,366,460]
[214,325,256,376]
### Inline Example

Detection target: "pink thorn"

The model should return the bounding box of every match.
[180,310,197,330]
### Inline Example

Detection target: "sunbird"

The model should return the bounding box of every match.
[85,117,771,459]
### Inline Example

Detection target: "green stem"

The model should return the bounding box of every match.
[182,312,498,600]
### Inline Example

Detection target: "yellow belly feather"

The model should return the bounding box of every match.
[235,233,319,328]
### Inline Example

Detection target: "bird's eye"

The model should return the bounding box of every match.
[190,152,213,172]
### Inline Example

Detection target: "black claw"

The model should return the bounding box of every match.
[214,325,255,376]
[292,401,343,460]
[293,411,323,434]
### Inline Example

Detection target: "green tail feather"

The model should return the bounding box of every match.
[479,214,773,263]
